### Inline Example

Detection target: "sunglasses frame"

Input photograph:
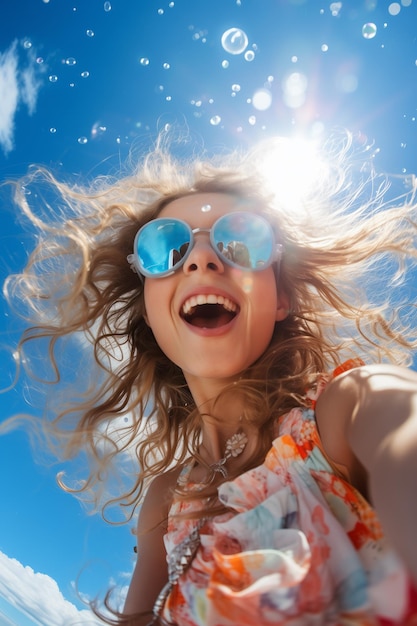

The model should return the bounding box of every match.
[128,211,283,279]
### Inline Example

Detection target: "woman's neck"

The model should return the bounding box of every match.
[184,372,261,466]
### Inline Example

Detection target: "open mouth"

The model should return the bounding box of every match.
[181,294,239,329]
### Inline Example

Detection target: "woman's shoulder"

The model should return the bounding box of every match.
[139,466,183,528]
[146,466,183,501]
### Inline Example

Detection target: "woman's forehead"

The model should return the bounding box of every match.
[157,192,260,225]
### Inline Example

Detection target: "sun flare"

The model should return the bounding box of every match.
[257,136,330,216]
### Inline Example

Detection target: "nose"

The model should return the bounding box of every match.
[182,235,225,274]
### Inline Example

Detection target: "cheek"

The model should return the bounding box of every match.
[144,280,164,327]
[143,280,175,354]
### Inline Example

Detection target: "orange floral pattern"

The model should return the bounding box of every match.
[162,363,417,625]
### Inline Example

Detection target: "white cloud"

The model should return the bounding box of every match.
[0,42,19,154]
[0,40,44,155]
[21,51,43,115]
[0,551,105,625]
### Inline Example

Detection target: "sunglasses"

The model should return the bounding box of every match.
[128,211,283,278]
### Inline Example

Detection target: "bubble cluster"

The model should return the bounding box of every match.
[221,28,248,55]
[362,23,377,39]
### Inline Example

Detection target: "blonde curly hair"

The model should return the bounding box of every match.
[3,130,417,522]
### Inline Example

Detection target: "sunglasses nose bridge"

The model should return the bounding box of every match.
[182,227,225,274]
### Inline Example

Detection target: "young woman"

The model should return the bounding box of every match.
[5,133,417,624]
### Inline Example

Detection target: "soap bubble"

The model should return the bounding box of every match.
[388,2,401,14]
[104,1,111,11]
[78,136,88,144]
[231,84,241,92]
[330,2,342,16]
[81,71,90,78]
[86,29,95,37]
[252,88,272,111]
[49,128,57,134]
[49,75,58,83]
[139,57,150,66]
[210,115,222,126]
[244,50,255,62]
[283,72,308,108]
[221,60,229,69]
[91,123,107,138]
[221,28,248,55]
[362,23,377,39]
[65,57,77,66]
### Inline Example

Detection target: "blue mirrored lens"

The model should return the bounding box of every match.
[212,213,274,270]
[136,219,191,275]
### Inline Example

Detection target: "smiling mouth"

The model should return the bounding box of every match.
[181,294,239,329]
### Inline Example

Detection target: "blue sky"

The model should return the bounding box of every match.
[0,0,416,624]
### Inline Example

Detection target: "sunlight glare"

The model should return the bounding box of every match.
[257,136,329,217]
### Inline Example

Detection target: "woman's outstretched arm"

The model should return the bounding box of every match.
[316,363,417,584]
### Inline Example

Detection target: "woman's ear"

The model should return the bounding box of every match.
[275,291,290,322]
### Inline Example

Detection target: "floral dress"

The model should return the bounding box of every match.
[161,361,417,625]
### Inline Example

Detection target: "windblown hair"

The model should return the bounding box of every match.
[3,130,417,522]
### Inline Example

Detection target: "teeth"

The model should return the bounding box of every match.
[182,294,237,316]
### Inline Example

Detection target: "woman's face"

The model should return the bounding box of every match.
[143,193,288,386]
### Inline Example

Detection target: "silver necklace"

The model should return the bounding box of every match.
[150,430,248,624]
[209,430,248,478]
